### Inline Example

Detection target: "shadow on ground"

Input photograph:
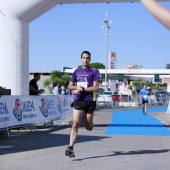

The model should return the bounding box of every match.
[0,123,110,156]
[73,149,170,161]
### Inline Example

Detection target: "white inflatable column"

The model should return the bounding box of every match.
[0,0,58,95]
[0,16,29,95]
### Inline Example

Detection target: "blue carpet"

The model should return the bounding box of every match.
[104,106,170,136]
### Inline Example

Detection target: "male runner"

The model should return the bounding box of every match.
[139,85,149,115]
[65,51,100,158]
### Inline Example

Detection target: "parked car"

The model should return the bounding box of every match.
[96,91,114,109]
[101,91,115,95]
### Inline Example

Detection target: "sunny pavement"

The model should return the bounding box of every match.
[1,107,170,170]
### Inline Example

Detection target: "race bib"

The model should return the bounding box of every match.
[77,82,87,88]
[143,95,148,99]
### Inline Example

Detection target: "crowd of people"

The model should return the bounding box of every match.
[52,81,71,95]
[29,72,71,96]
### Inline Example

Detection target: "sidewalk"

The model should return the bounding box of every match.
[1,107,170,170]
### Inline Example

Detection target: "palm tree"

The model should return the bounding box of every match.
[43,70,71,93]
[43,79,52,93]
[61,74,71,85]
[49,70,62,83]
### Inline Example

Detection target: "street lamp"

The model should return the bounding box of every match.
[102,11,111,91]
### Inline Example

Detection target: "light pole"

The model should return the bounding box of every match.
[102,11,111,91]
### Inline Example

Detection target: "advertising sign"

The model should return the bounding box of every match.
[0,95,73,129]
[109,51,116,69]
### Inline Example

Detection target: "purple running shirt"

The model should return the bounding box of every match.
[70,67,100,101]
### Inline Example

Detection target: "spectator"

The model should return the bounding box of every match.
[53,82,58,95]
[64,81,71,95]
[29,73,44,95]
[58,84,62,94]
[53,83,61,95]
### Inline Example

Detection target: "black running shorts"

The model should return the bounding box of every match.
[142,100,148,104]
[71,100,96,114]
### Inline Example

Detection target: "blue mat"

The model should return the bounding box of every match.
[104,107,170,136]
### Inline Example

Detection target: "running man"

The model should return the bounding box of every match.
[140,0,170,30]
[65,51,100,158]
[139,85,149,115]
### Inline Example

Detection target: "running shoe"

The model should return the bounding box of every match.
[65,146,75,158]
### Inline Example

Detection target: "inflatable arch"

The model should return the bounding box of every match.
[0,0,168,95]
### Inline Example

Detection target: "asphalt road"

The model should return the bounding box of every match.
[1,107,170,170]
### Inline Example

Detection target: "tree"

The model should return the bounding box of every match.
[43,70,71,93]
[43,79,52,93]
[60,74,71,85]
[89,62,105,69]
[49,70,63,84]
[128,84,133,90]
[132,79,159,94]
[78,62,105,69]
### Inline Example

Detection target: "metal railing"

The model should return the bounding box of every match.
[96,93,170,109]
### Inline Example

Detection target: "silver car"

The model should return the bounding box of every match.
[96,91,114,109]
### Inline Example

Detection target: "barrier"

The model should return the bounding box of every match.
[97,93,169,109]
[0,95,73,136]
[96,95,114,109]
[112,94,138,107]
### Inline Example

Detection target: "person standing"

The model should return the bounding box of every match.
[64,81,71,95]
[53,82,61,95]
[65,51,100,158]
[140,0,170,29]
[139,85,149,115]
[29,73,44,95]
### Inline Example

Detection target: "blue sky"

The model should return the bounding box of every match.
[29,2,170,72]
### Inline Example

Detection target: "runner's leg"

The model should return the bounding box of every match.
[65,108,83,157]
[69,108,83,147]
[85,112,94,131]
[145,102,148,114]
[142,102,145,114]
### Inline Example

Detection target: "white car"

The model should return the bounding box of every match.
[101,91,115,95]
[96,91,114,109]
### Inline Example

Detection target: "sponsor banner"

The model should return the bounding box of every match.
[0,95,74,129]
[117,84,129,95]
[0,98,10,128]
[38,95,74,121]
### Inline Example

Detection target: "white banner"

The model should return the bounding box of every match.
[0,95,74,129]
